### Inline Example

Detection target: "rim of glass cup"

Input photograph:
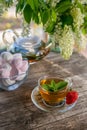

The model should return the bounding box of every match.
[38,76,72,93]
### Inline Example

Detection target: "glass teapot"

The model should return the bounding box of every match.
[2,29,52,64]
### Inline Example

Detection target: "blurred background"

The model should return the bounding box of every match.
[0,6,21,48]
[0,7,21,31]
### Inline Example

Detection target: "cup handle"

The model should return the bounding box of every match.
[65,77,72,90]
[2,29,19,47]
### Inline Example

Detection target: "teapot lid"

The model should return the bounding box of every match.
[15,35,41,50]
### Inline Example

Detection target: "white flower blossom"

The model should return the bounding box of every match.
[58,25,74,59]
[74,31,87,51]
[78,0,87,4]
[70,7,84,30]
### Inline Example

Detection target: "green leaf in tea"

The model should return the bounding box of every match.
[50,80,55,88]
[55,81,68,90]
[42,84,49,91]
[47,80,55,92]
[42,80,68,92]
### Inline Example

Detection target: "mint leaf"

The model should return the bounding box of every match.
[48,80,56,91]
[56,81,68,90]
[42,84,49,91]
[42,80,68,92]
[51,80,55,88]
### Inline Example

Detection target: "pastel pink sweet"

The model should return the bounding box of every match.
[19,60,28,72]
[3,63,12,71]
[16,73,26,81]
[10,63,18,79]
[0,68,3,75]
[16,70,26,81]
[0,59,6,67]
[0,56,3,66]
[2,79,15,86]
[0,57,3,74]
[13,58,23,69]
[13,53,22,61]
[1,69,10,78]
[1,52,13,63]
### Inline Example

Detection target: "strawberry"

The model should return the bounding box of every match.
[66,91,78,105]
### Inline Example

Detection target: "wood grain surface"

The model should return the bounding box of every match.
[0,52,87,130]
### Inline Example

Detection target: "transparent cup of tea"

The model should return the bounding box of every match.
[38,76,72,107]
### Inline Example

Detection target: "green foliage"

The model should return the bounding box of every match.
[46,21,55,34]
[61,13,73,27]
[23,4,32,23]
[16,0,26,14]
[42,80,68,92]
[0,0,13,7]
[82,4,87,34]
[0,0,13,16]
[27,0,39,10]
[56,0,72,13]
[2,0,87,34]
[27,0,35,10]
[41,10,50,25]
[83,16,87,34]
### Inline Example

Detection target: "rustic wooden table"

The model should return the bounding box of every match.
[0,52,87,130]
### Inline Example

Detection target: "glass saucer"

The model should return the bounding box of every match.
[31,86,77,112]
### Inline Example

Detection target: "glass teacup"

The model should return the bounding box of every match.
[38,76,71,107]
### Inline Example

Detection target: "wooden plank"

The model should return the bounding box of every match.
[0,93,87,130]
[45,52,87,75]
[37,111,87,130]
